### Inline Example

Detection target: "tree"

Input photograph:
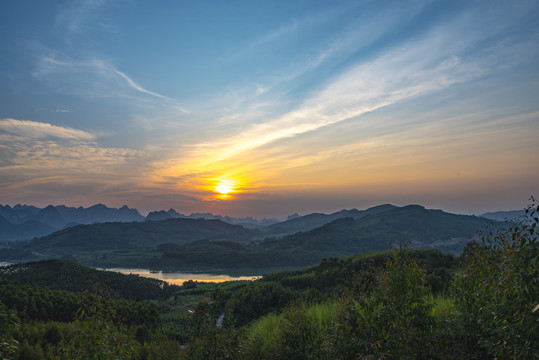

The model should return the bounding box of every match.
[59,286,136,359]
[0,301,19,359]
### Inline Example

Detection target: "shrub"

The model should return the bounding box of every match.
[271,301,331,360]
[331,246,434,359]
[59,287,137,359]
[452,200,538,359]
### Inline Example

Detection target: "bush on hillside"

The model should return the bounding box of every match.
[452,199,538,359]
[331,245,434,359]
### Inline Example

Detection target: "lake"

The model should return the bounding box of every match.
[101,268,260,285]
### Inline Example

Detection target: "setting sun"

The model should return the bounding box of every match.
[216,182,233,195]
[198,175,247,201]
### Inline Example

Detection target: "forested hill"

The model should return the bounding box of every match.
[264,205,496,255]
[262,204,397,236]
[29,217,258,251]
[0,258,176,301]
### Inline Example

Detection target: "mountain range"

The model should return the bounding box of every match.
[266,205,494,254]
[262,204,397,236]
[2,202,523,243]
[0,203,512,270]
[0,204,144,241]
[0,203,281,242]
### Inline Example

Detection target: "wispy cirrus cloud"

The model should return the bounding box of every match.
[151,4,539,193]
[43,0,187,111]
[33,55,182,107]
[187,29,483,167]
[0,118,95,140]
[211,2,417,118]
[113,68,177,102]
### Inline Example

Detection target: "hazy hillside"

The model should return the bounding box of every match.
[0,204,41,224]
[0,214,56,242]
[172,212,281,228]
[0,203,144,227]
[480,209,525,222]
[0,203,146,241]
[55,203,145,224]
[146,209,179,221]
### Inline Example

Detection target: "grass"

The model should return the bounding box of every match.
[244,299,338,355]
[427,293,457,319]
[308,300,338,327]
[245,312,281,354]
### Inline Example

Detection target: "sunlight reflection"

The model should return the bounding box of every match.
[103,268,259,285]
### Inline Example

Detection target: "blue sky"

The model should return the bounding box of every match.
[0,0,538,217]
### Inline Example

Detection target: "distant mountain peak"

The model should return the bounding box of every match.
[367,204,396,210]
[480,210,525,222]
[167,208,182,217]
[287,213,300,221]
[146,210,177,221]
[401,204,426,211]
[37,205,66,228]
[89,203,107,209]
[334,209,361,215]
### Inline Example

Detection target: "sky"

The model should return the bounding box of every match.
[0,0,538,218]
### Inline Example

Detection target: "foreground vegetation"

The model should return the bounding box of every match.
[1,203,537,359]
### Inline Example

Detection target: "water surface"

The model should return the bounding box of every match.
[102,268,260,285]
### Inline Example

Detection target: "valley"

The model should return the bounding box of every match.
[0,202,535,359]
